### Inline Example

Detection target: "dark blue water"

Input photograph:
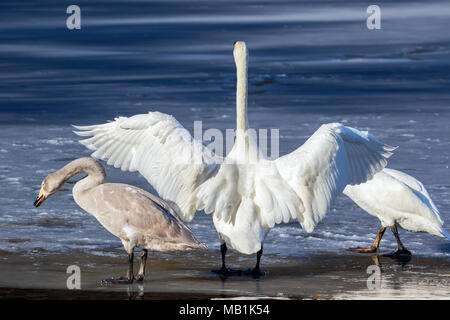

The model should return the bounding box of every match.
[0,1,449,260]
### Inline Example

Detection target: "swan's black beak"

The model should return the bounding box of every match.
[34,188,46,207]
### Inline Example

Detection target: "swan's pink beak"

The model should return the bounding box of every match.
[33,188,46,207]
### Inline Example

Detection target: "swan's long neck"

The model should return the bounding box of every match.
[231,44,261,163]
[55,158,106,195]
[235,49,248,138]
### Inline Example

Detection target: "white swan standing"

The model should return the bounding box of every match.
[34,158,206,284]
[344,168,449,255]
[74,41,395,275]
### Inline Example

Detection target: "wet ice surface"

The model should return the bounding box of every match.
[0,0,449,296]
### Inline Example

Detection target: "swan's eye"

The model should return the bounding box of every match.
[233,41,238,47]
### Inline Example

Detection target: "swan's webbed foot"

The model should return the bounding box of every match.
[244,267,266,278]
[347,246,377,254]
[389,225,411,257]
[212,266,242,276]
[385,248,412,257]
[102,249,136,285]
[101,276,133,285]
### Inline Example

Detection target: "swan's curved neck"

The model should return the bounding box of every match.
[56,158,106,194]
[235,50,248,136]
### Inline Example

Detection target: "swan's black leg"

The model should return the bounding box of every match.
[389,225,411,256]
[213,243,231,274]
[212,243,241,276]
[245,245,266,277]
[102,251,134,284]
[348,226,386,253]
[135,249,148,282]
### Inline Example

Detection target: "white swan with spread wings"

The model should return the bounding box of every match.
[74,41,395,275]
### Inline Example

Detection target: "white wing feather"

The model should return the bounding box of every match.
[74,112,219,221]
[275,123,396,232]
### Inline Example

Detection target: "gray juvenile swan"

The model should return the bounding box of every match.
[33,157,206,284]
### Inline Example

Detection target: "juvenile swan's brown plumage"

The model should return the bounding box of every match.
[34,157,206,284]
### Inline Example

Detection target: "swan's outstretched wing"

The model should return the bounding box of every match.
[73,111,219,221]
[275,123,396,232]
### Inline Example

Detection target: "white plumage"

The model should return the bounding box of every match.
[74,41,395,272]
[344,168,449,254]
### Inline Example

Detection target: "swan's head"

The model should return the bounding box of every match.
[233,41,248,69]
[33,173,63,207]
